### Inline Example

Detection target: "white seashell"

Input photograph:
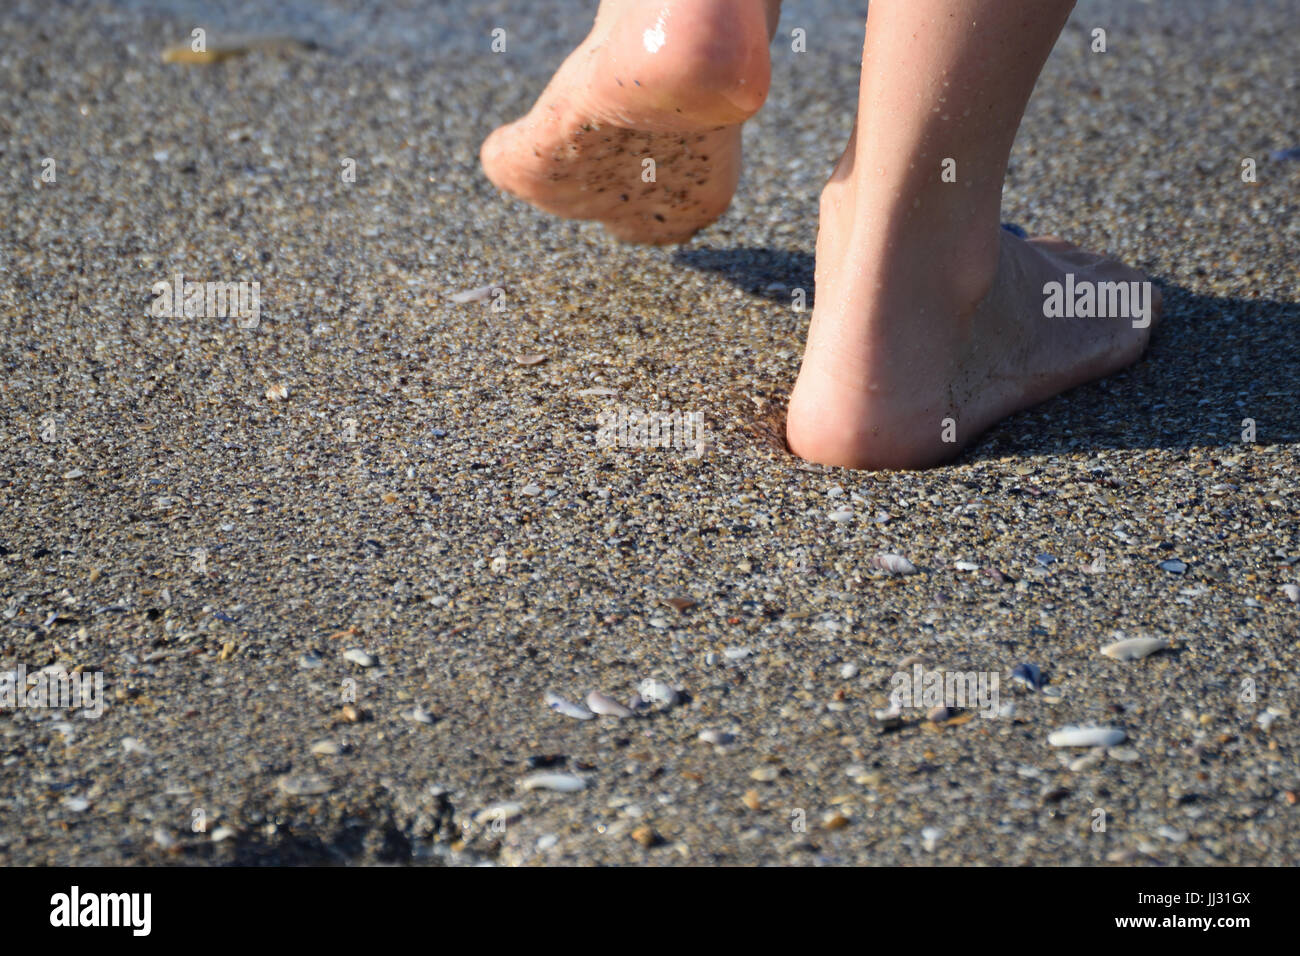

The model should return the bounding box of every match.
[1068,747,1107,772]
[953,560,980,571]
[343,648,375,668]
[698,729,735,745]
[474,802,523,825]
[1257,711,1277,732]
[265,384,288,402]
[1048,726,1126,748]
[638,679,679,707]
[545,691,594,721]
[520,484,543,496]
[1100,636,1168,661]
[62,796,91,812]
[723,647,751,660]
[211,826,235,842]
[448,284,495,303]
[828,510,854,523]
[839,663,858,679]
[518,772,587,793]
[586,691,634,718]
[575,387,620,397]
[1281,584,1300,603]
[404,707,435,724]
[276,774,333,796]
[872,553,918,575]
[310,740,342,756]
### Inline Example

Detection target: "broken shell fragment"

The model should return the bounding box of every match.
[448,284,497,304]
[1048,726,1126,748]
[1011,662,1044,691]
[514,352,547,366]
[1100,636,1169,661]
[638,679,679,707]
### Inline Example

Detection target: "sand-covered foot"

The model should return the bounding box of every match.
[786,226,1161,470]
[480,0,773,244]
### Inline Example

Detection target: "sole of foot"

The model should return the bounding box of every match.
[786,229,1162,470]
[480,0,772,245]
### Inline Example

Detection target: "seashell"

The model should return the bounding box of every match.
[517,772,587,793]
[698,729,735,745]
[265,384,288,401]
[474,802,523,825]
[586,691,634,718]
[1047,726,1126,748]
[514,353,547,366]
[872,553,918,575]
[276,774,333,796]
[1011,662,1044,691]
[921,826,944,852]
[723,647,751,660]
[1068,747,1107,772]
[404,707,435,724]
[1100,636,1168,661]
[343,648,375,668]
[310,740,342,756]
[750,765,780,782]
[839,663,858,679]
[520,484,542,496]
[828,510,854,523]
[1257,711,1277,732]
[448,284,495,303]
[638,679,679,707]
[1157,559,1188,574]
[545,691,594,721]
[822,811,850,831]
[953,560,979,572]
[662,596,697,613]
[575,387,620,397]
[1281,584,1300,603]
[63,797,91,812]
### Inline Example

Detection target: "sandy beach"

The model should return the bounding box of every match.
[0,0,1297,865]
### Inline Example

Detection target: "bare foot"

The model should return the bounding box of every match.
[786,212,1161,469]
[480,0,773,244]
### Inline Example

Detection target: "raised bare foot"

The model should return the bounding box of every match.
[786,214,1161,470]
[480,0,774,244]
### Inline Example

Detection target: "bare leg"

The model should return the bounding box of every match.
[481,0,782,244]
[786,0,1160,469]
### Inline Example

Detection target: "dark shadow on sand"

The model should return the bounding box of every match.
[676,244,1300,458]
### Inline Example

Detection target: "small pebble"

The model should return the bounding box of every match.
[514,353,547,366]
[310,740,342,756]
[839,663,858,679]
[265,384,288,402]
[698,729,734,746]
[1158,559,1188,574]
